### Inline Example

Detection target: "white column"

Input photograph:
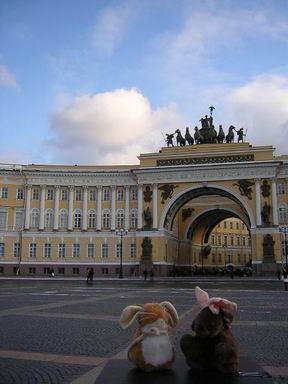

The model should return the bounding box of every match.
[111,186,116,230]
[153,183,158,229]
[125,186,130,231]
[39,185,46,230]
[68,186,74,231]
[255,179,262,226]
[272,178,279,226]
[24,185,31,230]
[82,186,88,231]
[53,186,60,231]
[137,184,143,230]
[97,186,102,231]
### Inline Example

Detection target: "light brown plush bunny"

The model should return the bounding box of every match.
[119,302,179,372]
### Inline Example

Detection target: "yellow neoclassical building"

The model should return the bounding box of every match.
[0,141,288,276]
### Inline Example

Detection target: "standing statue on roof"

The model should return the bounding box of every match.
[234,127,246,143]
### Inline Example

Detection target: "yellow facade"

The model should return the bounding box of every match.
[0,142,287,276]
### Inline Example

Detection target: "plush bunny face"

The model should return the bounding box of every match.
[192,307,234,338]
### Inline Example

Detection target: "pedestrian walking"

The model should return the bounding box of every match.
[143,270,148,281]
[149,269,154,281]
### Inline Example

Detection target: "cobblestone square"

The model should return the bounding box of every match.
[0,277,287,383]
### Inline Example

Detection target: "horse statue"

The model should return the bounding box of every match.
[225,125,235,143]
[175,129,186,146]
[194,126,204,144]
[217,125,225,143]
[208,125,218,143]
[185,127,194,145]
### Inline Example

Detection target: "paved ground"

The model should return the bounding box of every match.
[0,276,287,384]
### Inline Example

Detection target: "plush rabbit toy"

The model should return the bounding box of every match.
[180,286,239,373]
[119,302,179,371]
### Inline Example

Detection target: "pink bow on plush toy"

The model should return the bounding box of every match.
[195,286,237,315]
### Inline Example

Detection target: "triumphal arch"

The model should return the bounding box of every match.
[0,112,287,276]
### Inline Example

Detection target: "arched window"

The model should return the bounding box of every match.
[116,209,125,229]
[31,208,39,228]
[59,209,68,228]
[45,209,54,228]
[88,210,96,229]
[130,208,138,229]
[279,204,287,224]
[74,209,82,229]
[102,209,110,229]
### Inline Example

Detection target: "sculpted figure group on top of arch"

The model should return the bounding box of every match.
[164,106,246,147]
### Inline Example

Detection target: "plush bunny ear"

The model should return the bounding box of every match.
[195,286,209,307]
[119,305,142,329]
[160,301,179,328]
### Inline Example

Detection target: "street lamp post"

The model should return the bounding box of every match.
[279,225,288,269]
[116,228,127,279]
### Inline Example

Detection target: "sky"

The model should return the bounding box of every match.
[0,0,288,165]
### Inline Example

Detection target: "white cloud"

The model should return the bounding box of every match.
[48,88,184,164]
[91,2,136,57]
[0,64,18,87]
[225,74,288,155]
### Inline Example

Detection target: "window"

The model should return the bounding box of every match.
[116,209,124,229]
[17,188,24,199]
[279,205,287,224]
[102,267,108,274]
[130,209,138,228]
[29,243,37,258]
[131,188,137,200]
[0,243,5,257]
[44,243,51,258]
[1,187,8,199]
[102,210,110,229]
[236,222,239,230]
[211,235,215,245]
[88,210,96,229]
[277,183,286,195]
[103,188,110,201]
[14,242,20,258]
[242,237,246,247]
[224,235,228,247]
[15,211,24,229]
[74,210,82,228]
[230,222,233,229]
[89,189,97,201]
[58,267,65,274]
[0,211,7,228]
[61,189,68,200]
[75,189,82,201]
[130,243,136,258]
[45,209,54,228]
[223,221,227,229]
[31,208,40,228]
[73,243,80,258]
[230,236,234,246]
[29,267,36,274]
[116,243,121,258]
[33,188,39,200]
[88,243,94,258]
[102,243,108,258]
[60,209,68,228]
[47,189,54,200]
[0,267,4,273]
[73,267,79,275]
[58,243,66,258]
[237,236,240,246]
[217,235,221,246]
[44,267,50,275]
[117,189,124,201]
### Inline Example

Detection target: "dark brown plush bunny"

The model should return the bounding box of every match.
[180,286,239,373]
